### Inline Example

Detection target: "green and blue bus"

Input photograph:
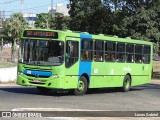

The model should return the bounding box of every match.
[17,29,153,95]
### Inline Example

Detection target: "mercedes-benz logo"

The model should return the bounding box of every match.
[35,74,39,78]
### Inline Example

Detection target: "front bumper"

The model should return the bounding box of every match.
[17,74,64,89]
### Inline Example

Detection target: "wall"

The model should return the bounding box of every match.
[0,67,17,82]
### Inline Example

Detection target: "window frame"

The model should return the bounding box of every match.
[135,44,143,63]
[116,42,126,63]
[143,45,151,64]
[94,40,105,62]
[105,41,116,62]
[126,43,135,63]
[65,40,79,68]
[81,39,93,61]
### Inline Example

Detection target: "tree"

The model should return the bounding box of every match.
[69,0,113,34]
[2,12,28,62]
[35,13,52,29]
[35,13,70,30]
[117,6,160,41]
[50,13,71,30]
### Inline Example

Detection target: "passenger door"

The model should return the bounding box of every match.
[64,37,80,88]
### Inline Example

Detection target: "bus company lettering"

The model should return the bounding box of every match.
[123,66,131,72]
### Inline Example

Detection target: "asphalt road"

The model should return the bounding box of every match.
[0,82,160,112]
[0,81,160,120]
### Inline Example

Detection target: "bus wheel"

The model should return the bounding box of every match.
[122,75,131,92]
[37,87,51,94]
[74,76,88,95]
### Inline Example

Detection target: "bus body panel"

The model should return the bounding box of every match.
[79,33,92,78]
[17,29,153,91]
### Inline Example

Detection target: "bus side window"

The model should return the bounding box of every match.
[65,41,79,68]
[126,44,134,63]
[117,43,125,62]
[143,45,151,64]
[105,42,116,62]
[81,39,93,61]
[81,50,87,60]
[135,45,143,63]
[94,41,104,61]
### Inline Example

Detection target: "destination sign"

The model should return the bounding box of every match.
[23,30,58,38]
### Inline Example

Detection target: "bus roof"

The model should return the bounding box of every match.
[21,29,152,45]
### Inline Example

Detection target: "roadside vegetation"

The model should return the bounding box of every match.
[0,61,17,68]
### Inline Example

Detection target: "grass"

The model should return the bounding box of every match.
[0,61,17,68]
[0,81,16,84]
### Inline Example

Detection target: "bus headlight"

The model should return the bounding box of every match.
[52,74,60,79]
[18,71,23,75]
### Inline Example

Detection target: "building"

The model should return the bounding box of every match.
[48,4,69,16]
[23,13,37,28]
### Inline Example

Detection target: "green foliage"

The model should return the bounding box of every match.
[0,61,17,68]
[153,42,159,54]
[35,13,52,29]
[69,0,113,34]
[2,12,28,41]
[35,13,71,30]
[1,12,28,62]
[51,13,71,30]
[117,5,160,44]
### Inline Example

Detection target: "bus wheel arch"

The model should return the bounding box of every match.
[74,73,89,95]
[122,74,131,92]
[126,73,132,86]
[81,73,89,88]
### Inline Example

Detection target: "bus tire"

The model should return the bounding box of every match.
[122,75,131,92]
[37,87,51,94]
[74,76,88,95]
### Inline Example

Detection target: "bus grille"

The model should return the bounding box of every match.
[23,69,52,78]
[29,81,45,85]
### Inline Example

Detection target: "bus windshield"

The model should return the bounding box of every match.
[19,39,64,66]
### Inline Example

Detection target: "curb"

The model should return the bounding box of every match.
[150,79,160,85]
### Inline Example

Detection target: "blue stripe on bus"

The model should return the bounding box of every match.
[79,33,92,80]
[23,70,52,77]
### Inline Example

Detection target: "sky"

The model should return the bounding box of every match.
[0,0,69,18]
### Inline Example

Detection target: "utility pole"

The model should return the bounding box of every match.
[20,0,24,14]
[0,11,5,59]
[51,0,53,17]
[0,10,5,51]
[1,11,4,51]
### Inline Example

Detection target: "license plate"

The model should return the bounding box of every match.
[32,80,41,83]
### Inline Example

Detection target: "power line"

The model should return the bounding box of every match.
[10,0,68,12]
[0,0,19,4]
[1,0,69,18]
